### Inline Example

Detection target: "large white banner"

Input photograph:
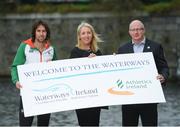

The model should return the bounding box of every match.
[18,52,165,117]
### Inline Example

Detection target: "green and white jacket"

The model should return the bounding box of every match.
[11,38,57,85]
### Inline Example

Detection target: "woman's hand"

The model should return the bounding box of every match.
[16,81,22,89]
[88,53,96,58]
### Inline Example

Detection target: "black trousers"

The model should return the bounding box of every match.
[19,97,50,126]
[122,103,158,126]
[76,107,101,126]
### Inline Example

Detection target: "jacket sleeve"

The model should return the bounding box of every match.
[156,44,169,81]
[96,49,102,56]
[70,48,79,58]
[117,47,123,54]
[11,43,26,85]
[52,46,58,60]
[117,43,128,54]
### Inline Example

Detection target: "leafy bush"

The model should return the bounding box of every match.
[15,3,92,14]
[144,0,180,15]
[0,0,143,14]
[144,2,171,15]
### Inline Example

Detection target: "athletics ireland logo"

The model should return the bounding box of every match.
[108,79,134,95]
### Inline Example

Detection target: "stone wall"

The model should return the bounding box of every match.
[0,13,178,78]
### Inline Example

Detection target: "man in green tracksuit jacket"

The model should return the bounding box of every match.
[11,20,57,126]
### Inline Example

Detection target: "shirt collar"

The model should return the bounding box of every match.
[23,38,50,49]
[132,37,146,45]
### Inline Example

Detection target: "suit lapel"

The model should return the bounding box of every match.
[143,39,151,52]
[128,42,134,53]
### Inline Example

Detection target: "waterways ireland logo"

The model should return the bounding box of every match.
[108,79,134,95]
[32,83,74,94]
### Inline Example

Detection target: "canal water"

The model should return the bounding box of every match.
[0,78,180,126]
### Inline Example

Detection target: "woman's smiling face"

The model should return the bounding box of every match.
[79,26,93,45]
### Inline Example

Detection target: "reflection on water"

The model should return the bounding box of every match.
[0,78,180,126]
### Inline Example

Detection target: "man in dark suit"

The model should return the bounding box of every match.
[118,19,169,126]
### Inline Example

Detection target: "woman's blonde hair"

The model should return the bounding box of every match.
[76,22,103,52]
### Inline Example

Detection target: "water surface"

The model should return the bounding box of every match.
[0,78,180,126]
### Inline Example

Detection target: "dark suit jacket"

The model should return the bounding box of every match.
[117,39,169,83]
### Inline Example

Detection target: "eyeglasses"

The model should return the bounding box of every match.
[129,28,144,32]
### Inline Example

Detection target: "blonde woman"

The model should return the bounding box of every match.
[70,22,107,126]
